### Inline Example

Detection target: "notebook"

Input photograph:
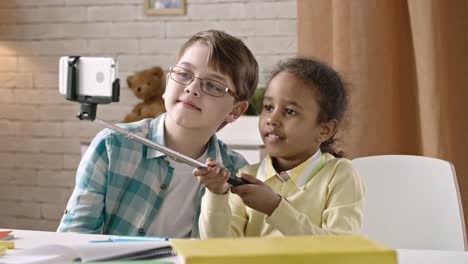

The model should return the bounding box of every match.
[170,235,397,264]
[1,241,174,263]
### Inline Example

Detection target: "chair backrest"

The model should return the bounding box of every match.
[352,155,467,250]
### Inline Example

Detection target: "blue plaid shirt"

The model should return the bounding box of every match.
[57,113,248,237]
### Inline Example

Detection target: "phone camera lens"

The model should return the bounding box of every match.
[96,72,105,84]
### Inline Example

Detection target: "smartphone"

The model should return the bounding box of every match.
[59,56,118,98]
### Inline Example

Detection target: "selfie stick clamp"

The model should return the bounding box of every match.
[66,56,120,121]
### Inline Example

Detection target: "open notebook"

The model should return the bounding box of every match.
[1,241,174,263]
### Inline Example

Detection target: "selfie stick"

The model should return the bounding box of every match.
[91,118,247,186]
[66,56,247,186]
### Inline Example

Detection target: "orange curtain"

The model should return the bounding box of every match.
[298,0,468,230]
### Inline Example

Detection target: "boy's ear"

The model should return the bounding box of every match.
[162,73,170,100]
[319,119,338,143]
[225,100,249,123]
[165,72,170,86]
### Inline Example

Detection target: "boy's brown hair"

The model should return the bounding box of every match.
[176,30,259,102]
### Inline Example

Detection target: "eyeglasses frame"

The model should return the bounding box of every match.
[169,66,238,100]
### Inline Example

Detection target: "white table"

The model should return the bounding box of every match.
[397,248,468,264]
[2,229,468,264]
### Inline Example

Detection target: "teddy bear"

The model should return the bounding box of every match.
[122,66,166,123]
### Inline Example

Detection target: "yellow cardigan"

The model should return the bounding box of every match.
[199,153,365,238]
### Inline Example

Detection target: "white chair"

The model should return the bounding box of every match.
[216,116,266,164]
[352,155,467,250]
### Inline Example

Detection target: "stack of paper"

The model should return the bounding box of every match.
[171,235,397,264]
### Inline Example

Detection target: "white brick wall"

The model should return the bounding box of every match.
[0,0,297,231]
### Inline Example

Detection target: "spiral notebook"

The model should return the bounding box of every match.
[3,241,174,263]
[96,244,175,261]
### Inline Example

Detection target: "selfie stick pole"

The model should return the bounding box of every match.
[94,118,205,168]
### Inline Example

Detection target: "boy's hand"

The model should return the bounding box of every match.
[193,158,230,195]
[231,173,281,216]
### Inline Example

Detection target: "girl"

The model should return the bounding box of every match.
[194,57,365,237]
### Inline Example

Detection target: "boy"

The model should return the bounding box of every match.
[57,30,259,238]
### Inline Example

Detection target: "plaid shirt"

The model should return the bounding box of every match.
[57,113,248,237]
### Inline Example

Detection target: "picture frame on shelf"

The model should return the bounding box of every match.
[144,0,186,16]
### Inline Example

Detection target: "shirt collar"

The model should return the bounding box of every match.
[262,149,322,188]
[146,113,168,159]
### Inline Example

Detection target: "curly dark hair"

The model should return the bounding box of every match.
[267,57,349,157]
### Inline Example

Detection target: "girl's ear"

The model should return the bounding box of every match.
[319,119,338,143]
[225,100,249,123]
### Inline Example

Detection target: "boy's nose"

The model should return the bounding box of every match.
[184,79,202,97]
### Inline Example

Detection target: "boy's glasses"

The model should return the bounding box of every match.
[169,66,237,99]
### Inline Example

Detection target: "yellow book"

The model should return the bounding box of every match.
[0,240,15,249]
[170,235,397,264]
[0,246,6,256]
